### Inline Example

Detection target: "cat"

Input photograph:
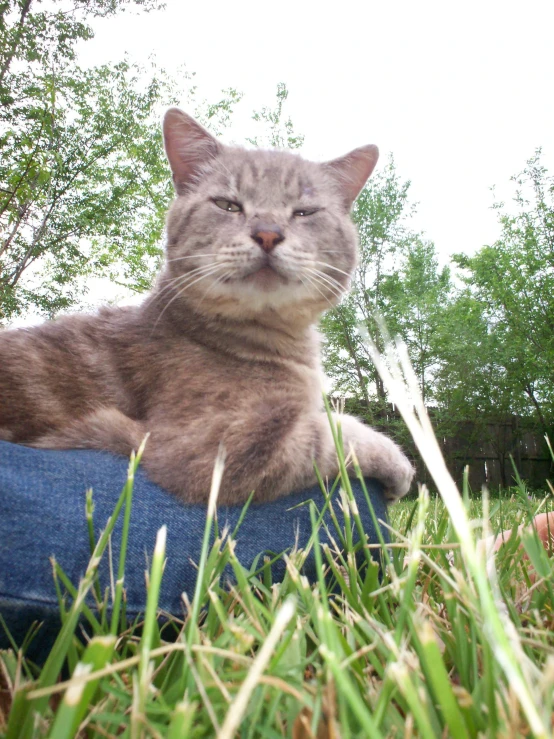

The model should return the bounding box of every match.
[0,108,414,505]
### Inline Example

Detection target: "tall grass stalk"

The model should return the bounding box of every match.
[5,443,145,739]
[367,336,550,737]
[132,524,167,736]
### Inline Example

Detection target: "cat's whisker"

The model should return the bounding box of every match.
[307,264,345,285]
[152,265,226,330]
[173,266,230,302]
[313,271,345,297]
[305,267,344,293]
[306,278,342,304]
[166,265,225,299]
[313,261,352,278]
[167,263,227,283]
[305,278,337,308]
[196,269,234,308]
[319,248,352,257]
[300,272,337,309]
[152,271,223,331]
[166,253,218,263]
[155,266,217,298]
[290,257,349,286]
[153,264,231,303]
[302,268,343,301]
[152,260,237,319]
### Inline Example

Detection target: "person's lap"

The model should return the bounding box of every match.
[0,440,389,659]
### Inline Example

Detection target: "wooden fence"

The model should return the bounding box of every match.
[437,417,551,491]
[357,404,553,492]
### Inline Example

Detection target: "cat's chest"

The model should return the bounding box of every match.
[146,343,322,416]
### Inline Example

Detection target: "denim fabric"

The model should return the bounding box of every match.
[0,440,388,658]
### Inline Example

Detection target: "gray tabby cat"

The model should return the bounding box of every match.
[0,109,413,504]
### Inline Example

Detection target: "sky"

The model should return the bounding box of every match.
[76,0,554,264]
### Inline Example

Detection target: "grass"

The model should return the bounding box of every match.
[1,345,554,738]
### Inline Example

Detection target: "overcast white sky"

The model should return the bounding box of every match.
[77,0,554,262]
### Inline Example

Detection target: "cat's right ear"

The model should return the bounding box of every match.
[324,144,379,209]
[163,109,221,195]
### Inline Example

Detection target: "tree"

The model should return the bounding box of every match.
[453,151,554,435]
[1,61,172,320]
[321,157,450,426]
[0,0,161,94]
[246,83,304,150]
[320,148,554,488]
[0,0,241,322]
[378,239,451,404]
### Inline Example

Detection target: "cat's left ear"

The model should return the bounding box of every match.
[163,108,221,195]
[324,145,379,209]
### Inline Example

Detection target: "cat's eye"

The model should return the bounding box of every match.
[213,199,242,213]
[293,208,318,217]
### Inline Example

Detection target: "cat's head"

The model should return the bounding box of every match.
[161,108,378,322]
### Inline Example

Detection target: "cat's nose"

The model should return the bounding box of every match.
[251,225,285,253]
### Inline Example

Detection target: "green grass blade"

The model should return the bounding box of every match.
[47,635,116,739]
[417,619,470,739]
[11,448,143,739]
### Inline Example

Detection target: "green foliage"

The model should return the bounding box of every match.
[322,157,411,407]
[1,60,172,319]
[453,151,554,433]
[321,157,452,438]
[377,239,451,403]
[0,0,241,322]
[321,151,554,485]
[246,82,304,150]
[429,291,513,468]
[0,0,162,87]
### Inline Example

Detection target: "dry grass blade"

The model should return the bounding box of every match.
[366,333,550,738]
[218,597,296,739]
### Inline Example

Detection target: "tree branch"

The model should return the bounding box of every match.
[0,0,34,88]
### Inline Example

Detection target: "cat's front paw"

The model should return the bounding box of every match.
[336,414,414,501]
[381,447,414,501]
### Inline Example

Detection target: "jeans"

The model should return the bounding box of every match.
[0,440,389,660]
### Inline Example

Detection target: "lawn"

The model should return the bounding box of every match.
[1,356,553,738]
[1,446,553,737]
